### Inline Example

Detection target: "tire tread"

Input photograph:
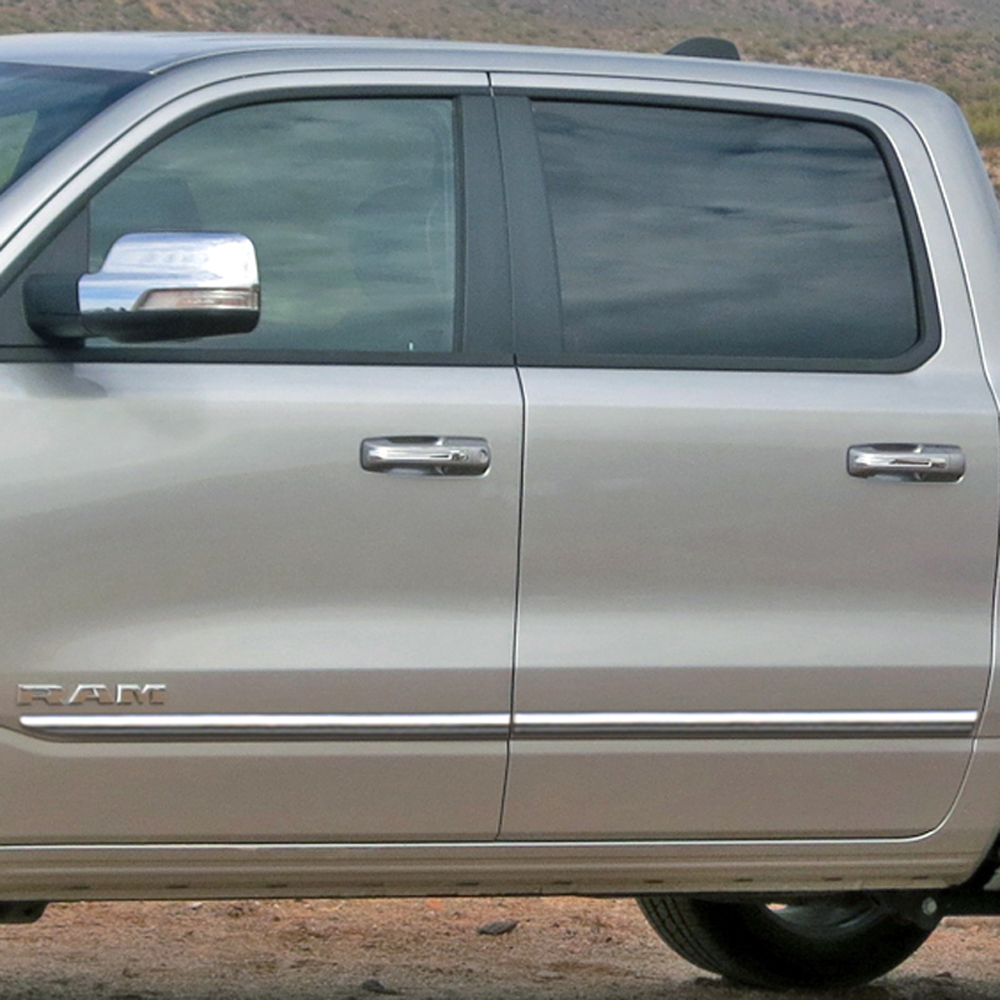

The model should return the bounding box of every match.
[636,893,934,990]
[636,895,727,977]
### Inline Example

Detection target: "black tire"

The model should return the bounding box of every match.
[636,893,935,990]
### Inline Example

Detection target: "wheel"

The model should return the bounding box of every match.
[636,893,935,990]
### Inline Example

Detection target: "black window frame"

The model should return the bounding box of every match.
[0,88,512,367]
[496,92,940,374]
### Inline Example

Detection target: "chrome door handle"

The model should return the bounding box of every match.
[361,437,491,475]
[847,444,965,482]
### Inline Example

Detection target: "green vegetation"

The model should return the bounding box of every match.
[945,78,1000,145]
[966,100,1000,146]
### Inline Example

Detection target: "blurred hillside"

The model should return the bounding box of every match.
[4,0,1000,161]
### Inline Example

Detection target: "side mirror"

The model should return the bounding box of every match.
[25,232,261,343]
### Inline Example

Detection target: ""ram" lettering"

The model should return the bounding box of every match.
[16,683,167,707]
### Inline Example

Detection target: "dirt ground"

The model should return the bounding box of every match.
[0,897,996,1000]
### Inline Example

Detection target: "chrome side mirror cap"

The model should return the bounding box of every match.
[25,232,261,343]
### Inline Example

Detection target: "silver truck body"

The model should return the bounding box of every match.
[0,34,996,910]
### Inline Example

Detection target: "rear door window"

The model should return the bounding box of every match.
[529,100,928,368]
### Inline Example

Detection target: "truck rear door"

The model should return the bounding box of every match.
[497,80,999,841]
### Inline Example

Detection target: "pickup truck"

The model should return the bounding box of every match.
[0,29,997,991]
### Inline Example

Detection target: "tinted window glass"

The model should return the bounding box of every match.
[533,101,920,362]
[0,63,144,194]
[88,99,458,353]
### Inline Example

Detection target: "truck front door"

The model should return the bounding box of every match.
[0,77,520,844]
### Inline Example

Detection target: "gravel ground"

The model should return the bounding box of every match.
[0,897,997,1000]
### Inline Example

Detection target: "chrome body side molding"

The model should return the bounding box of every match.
[512,711,979,740]
[18,713,512,740]
[17,709,978,741]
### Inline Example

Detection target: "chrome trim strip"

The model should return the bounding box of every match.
[18,713,511,741]
[17,709,978,742]
[512,710,979,740]
[0,833,939,850]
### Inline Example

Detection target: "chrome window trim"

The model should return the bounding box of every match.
[17,709,977,741]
